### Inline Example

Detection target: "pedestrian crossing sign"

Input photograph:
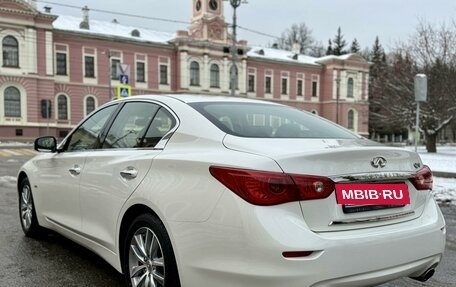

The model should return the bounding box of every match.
[116,84,132,99]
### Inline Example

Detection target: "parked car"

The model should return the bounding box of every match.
[18,94,445,287]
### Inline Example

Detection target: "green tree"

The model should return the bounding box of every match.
[332,27,347,55]
[350,38,361,53]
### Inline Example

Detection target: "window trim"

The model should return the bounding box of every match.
[190,61,201,87]
[4,86,21,117]
[2,35,19,68]
[55,93,70,121]
[159,64,168,85]
[210,63,220,88]
[83,95,98,117]
[347,77,354,98]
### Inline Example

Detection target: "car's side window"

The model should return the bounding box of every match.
[102,102,160,149]
[139,108,176,148]
[66,104,118,152]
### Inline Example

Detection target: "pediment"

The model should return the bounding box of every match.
[0,0,38,15]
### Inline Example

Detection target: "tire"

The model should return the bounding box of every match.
[19,177,45,238]
[122,214,180,287]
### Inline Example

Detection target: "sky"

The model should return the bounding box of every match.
[33,0,456,52]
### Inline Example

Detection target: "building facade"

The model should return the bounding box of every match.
[0,0,369,141]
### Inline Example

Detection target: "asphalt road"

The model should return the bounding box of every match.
[0,153,455,287]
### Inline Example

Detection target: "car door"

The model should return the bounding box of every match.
[36,104,119,231]
[79,101,177,251]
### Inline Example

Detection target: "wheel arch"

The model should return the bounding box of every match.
[118,204,168,272]
[17,171,28,195]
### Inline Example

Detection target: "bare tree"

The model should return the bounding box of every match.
[373,20,456,152]
[276,22,315,54]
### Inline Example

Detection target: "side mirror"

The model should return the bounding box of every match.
[34,136,57,153]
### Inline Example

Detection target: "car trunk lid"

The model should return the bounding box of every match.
[223,135,428,231]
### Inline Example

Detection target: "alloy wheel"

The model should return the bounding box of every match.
[128,227,165,287]
[20,184,33,230]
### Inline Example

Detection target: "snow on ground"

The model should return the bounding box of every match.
[433,177,456,204]
[0,141,32,147]
[406,146,456,174]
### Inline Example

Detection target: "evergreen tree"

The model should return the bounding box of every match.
[350,38,361,54]
[326,39,333,55]
[332,27,347,55]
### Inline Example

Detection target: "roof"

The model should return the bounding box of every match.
[247,47,321,66]
[52,15,176,44]
[121,94,280,105]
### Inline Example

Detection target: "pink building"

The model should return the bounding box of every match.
[0,0,369,141]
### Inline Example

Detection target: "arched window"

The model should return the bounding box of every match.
[57,94,68,120]
[190,61,200,86]
[2,36,19,67]
[348,110,355,130]
[85,96,96,116]
[229,65,238,90]
[4,86,21,117]
[347,77,354,98]
[210,64,220,88]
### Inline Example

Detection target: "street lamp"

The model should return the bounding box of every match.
[227,0,247,97]
[103,49,113,102]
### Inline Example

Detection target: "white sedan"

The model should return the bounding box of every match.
[18,94,445,287]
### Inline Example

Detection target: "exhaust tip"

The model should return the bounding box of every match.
[410,268,435,282]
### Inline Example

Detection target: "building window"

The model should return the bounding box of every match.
[111,58,120,80]
[347,77,354,98]
[312,81,318,97]
[85,96,96,116]
[210,64,220,88]
[2,36,19,67]
[136,62,145,83]
[190,61,200,86]
[57,94,68,120]
[297,79,303,96]
[56,53,67,75]
[4,86,21,117]
[84,56,95,78]
[348,110,355,130]
[160,65,168,85]
[248,74,255,92]
[229,65,238,89]
[281,78,288,95]
[265,76,272,94]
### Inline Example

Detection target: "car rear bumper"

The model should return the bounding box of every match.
[167,193,446,287]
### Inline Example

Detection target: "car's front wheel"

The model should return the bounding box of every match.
[123,213,180,287]
[19,177,44,237]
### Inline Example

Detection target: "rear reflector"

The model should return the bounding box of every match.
[209,166,335,206]
[410,165,433,190]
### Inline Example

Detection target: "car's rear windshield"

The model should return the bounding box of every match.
[189,102,358,139]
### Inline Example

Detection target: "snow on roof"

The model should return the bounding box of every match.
[53,15,176,44]
[247,47,321,66]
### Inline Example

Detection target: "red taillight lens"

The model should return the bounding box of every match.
[210,166,335,206]
[411,165,433,190]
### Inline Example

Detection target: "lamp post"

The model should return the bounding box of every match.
[227,0,246,97]
[104,50,113,101]
[335,76,341,124]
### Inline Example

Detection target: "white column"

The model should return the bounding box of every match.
[222,57,229,92]
[45,31,54,76]
[239,59,247,95]
[180,51,188,90]
[202,54,209,90]
[26,28,37,74]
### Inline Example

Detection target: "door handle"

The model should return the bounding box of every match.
[120,167,138,179]
[69,165,82,176]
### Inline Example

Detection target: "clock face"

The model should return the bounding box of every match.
[209,0,218,11]
[196,0,202,11]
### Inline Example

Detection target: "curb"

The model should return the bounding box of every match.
[433,171,456,178]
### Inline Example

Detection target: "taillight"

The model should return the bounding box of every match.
[411,165,433,190]
[209,166,335,206]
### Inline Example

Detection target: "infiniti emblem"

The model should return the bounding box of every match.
[371,156,387,168]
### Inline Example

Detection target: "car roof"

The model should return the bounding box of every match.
[120,94,281,105]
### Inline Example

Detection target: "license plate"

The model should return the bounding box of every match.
[335,183,410,205]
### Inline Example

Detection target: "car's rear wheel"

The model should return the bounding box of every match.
[123,214,180,287]
[19,177,44,237]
